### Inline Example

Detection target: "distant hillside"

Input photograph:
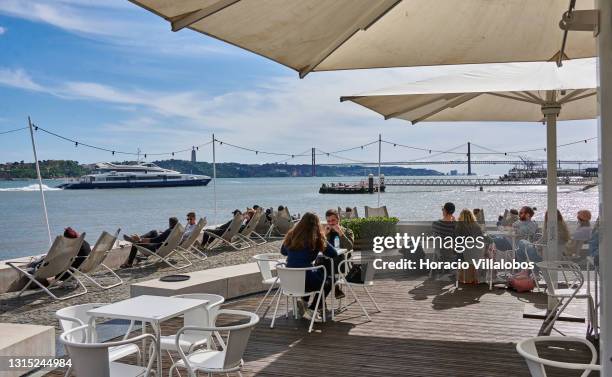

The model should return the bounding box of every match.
[0,159,443,179]
[154,160,443,178]
[0,160,88,179]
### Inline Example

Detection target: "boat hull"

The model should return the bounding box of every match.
[58,178,211,189]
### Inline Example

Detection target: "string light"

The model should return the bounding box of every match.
[0,126,28,135]
[8,123,598,164]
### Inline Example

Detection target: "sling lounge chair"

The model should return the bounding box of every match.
[132,223,192,270]
[236,209,267,246]
[365,205,389,218]
[269,211,295,237]
[5,234,87,301]
[202,213,246,251]
[70,230,123,290]
[177,218,208,260]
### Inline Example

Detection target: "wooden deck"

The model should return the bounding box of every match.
[45,269,597,377]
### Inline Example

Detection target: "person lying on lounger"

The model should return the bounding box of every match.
[121,217,178,268]
[10,227,90,290]
[201,210,241,246]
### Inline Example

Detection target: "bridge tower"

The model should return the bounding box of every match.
[467,142,472,175]
[311,147,316,176]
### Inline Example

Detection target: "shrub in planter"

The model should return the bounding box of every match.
[341,217,399,250]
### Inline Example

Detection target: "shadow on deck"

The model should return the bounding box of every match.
[44,270,596,377]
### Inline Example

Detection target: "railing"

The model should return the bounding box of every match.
[383,177,598,186]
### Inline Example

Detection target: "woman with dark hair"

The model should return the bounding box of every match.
[281,212,337,320]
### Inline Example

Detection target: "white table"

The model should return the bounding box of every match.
[87,295,209,373]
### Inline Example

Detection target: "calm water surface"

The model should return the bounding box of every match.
[0,176,599,259]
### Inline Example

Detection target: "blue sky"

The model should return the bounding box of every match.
[0,0,598,174]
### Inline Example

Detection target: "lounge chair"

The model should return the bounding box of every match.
[70,230,123,290]
[254,208,273,237]
[364,205,389,218]
[235,209,267,246]
[131,223,192,270]
[338,206,359,219]
[177,218,208,260]
[269,211,294,237]
[5,234,87,301]
[202,213,245,251]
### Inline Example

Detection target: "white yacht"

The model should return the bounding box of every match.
[58,162,211,189]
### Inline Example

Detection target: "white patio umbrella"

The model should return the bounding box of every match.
[129,0,594,77]
[131,0,611,372]
[340,58,597,266]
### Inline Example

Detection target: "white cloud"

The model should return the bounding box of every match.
[0,65,597,170]
[0,0,238,57]
[0,26,6,35]
[0,68,45,92]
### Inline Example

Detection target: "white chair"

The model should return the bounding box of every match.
[336,257,381,320]
[536,261,596,336]
[516,336,600,377]
[272,265,327,333]
[160,293,225,357]
[71,230,123,290]
[60,324,156,377]
[56,303,140,377]
[252,253,283,315]
[169,309,259,377]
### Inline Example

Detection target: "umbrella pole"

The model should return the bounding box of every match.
[596,0,612,373]
[377,133,381,206]
[212,134,217,222]
[542,102,560,311]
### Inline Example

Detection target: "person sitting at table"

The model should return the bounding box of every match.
[502,208,519,226]
[564,209,593,257]
[516,209,569,263]
[121,217,179,268]
[323,208,355,299]
[572,209,593,241]
[281,212,338,321]
[455,209,485,283]
[431,202,456,263]
[496,214,504,227]
[512,206,538,241]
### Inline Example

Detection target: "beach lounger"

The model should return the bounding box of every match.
[365,206,389,218]
[269,211,295,237]
[70,230,123,290]
[132,223,192,270]
[177,218,208,260]
[236,209,267,246]
[338,206,359,219]
[202,213,246,251]
[255,208,273,237]
[5,234,87,301]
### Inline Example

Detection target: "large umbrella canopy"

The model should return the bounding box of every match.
[341,59,597,122]
[129,0,595,77]
[342,58,597,306]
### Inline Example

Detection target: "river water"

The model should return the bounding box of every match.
[0,176,598,259]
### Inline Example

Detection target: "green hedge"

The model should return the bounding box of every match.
[341,216,399,240]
